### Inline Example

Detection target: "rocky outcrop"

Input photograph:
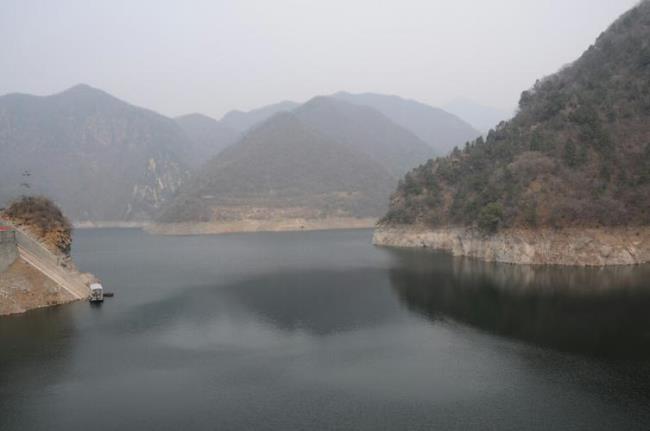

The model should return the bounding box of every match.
[373,226,650,266]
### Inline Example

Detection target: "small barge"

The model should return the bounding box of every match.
[89,283,104,303]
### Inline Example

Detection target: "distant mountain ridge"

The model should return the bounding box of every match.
[294,96,434,177]
[443,98,513,133]
[174,113,240,167]
[0,84,488,226]
[214,92,481,157]
[0,84,189,222]
[181,92,483,167]
[220,101,300,133]
[159,111,397,223]
[159,95,448,225]
[332,91,480,155]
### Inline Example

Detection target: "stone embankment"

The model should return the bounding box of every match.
[373,225,650,266]
[74,221,149,229]
[0,224,91,316]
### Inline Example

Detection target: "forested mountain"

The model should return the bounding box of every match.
[159,112,396,222]
[0,84,189,222]
[174,113,240,167]
[220,101,300,133]
[382,1,650,232]
[332,91,480,155]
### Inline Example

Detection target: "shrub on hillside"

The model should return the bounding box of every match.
[2,195,72,255]
[477,203,504,233]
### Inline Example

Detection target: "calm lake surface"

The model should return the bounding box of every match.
[2,228,650,430]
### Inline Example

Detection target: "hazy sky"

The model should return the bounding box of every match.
[0,0,640,119]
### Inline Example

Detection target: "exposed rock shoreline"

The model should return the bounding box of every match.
[74,221,150,229]
[146,217,378,236]
[373,225,650,266]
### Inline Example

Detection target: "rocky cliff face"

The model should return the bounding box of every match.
[373,226,650,266]
[128,155,186,220]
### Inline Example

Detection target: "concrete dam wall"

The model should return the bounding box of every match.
[0,229,18,272]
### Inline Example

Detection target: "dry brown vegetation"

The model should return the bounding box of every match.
[3,196,73,255]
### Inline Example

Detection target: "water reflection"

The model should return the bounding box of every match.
[0,305,77,378]
[2,229,650,430]
[388,249,650,358]
[216,269,400,335]
[0,305,78,429]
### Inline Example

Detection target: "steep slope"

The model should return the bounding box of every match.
[1,197,95,315]
[295,96,434,177]
[220,100,300,133]
[443,98,513,134]
[332,92,480,155]
[0,84,190,222]
[159,112,395,225]
[175,113,240,167]
[376,1,650,265]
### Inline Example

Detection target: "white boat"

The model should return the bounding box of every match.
[89,283,104,303]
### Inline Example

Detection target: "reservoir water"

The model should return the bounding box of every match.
[2,228,650,430]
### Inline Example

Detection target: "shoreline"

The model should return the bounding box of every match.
[73,221,150,229]
[373,225,650,266]
[145,217,378,236]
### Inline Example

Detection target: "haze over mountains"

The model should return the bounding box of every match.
[160,96,436,224]
[333,92,481,154]
[0,84,189,222]
[209,92,479,157]
[160,111,397,223]
[0,82,489,225]
[294,97,433,176]
[443,99,513,134]
[220,101,301,133]
[174,113,239,168]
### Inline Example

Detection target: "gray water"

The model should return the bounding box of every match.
[2,228,650,430]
